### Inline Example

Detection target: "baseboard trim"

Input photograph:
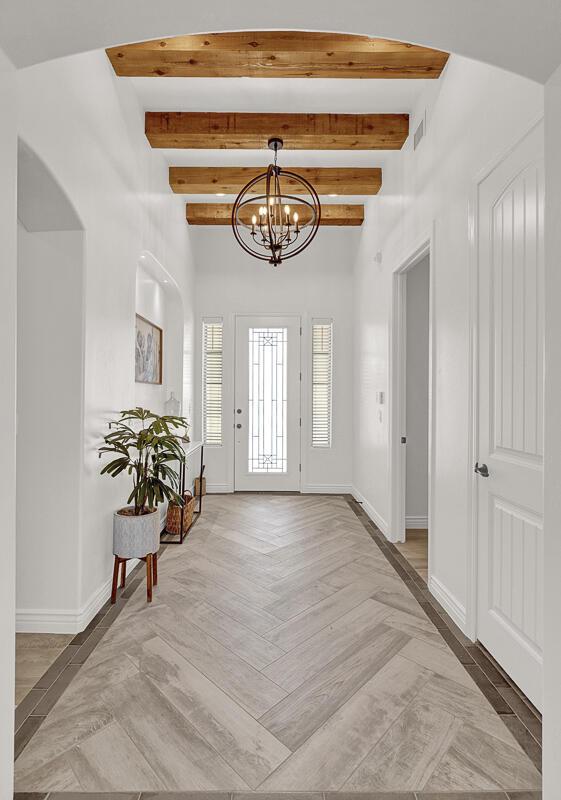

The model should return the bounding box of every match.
[406,515,428,529]
[429,574,468,633]
[16,559,139,634]
[206,483,233,493]
[351,486,389,537]
[302,484,352,494]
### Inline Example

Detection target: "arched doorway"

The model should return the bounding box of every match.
[16,141,85,645]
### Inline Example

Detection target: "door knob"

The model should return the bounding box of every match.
[236,423,242,429]
[474,462,489,477]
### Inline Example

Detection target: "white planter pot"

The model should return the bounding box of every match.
[113,507,160,559]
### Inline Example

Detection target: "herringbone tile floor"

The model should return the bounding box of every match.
[14,494,541,793]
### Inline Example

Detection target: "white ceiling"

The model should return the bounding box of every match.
[131,76,428,114]
[0,1,557,82]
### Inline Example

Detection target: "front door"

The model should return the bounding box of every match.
[476,122,544,709]
[234,315,301,491]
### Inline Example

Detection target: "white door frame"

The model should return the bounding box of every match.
[233,312,303,492]
[389,231,435,567]
[466,115,544,642]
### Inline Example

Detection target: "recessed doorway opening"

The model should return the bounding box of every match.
[390,239,432,583]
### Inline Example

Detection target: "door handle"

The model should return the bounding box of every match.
[474,462,489,478]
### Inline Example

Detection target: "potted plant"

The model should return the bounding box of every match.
[99,407,189,560]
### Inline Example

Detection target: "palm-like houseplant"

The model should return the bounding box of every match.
[99,407,190,562]
[99,407,189,515]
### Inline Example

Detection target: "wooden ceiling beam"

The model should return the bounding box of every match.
[107,32,449,79]
[186,203,364,226]
[170,166,382,195]
[146,112,409,150]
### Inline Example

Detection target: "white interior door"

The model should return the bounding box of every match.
[234,315,301,491]
[476,122,544,709]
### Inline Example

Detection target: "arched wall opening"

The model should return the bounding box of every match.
[16,140,85,630]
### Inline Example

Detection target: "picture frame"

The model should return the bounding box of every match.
[135,314,163,384]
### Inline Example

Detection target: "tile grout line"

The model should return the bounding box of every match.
[13,496,543,797]
[345,496,543,774]
[13,545,169,764]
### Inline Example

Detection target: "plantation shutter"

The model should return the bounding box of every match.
[202,319,223,446]
[312,320,333,448]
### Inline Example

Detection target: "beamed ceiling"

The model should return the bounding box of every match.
[107,31,450,227]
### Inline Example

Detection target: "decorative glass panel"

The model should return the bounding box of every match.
[248,327,288,473]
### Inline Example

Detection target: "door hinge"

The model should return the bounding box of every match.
[299,463,302,472]
[299,417,302,427]
[401,436,407,444]
[299,371,302,381]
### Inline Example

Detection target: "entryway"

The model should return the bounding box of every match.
[390,243,432,579]
[234,315,302,491]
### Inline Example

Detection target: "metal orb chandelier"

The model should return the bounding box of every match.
[231,138,321,266]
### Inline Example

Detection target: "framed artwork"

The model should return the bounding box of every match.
[135,314,163,384]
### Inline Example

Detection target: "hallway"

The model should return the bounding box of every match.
[14,494,541,795]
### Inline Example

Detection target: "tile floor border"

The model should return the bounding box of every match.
[345,495,542,775]
[12,788,543,798]
[11,493,543,797]
[13,546,168,758]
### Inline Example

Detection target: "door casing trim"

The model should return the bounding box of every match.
[388,229,435,604]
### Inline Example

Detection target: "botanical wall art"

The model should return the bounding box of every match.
[135,314,162,384]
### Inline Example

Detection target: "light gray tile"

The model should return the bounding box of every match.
[259,655,432,790]
[147,603,287,717]
[15,750,82,792]
[424,722,542,792]
[260,624,409,749]
[264,580,388,651]
[343,697,461,790]
[68,721,165,790]
[105,673,249,789]
[141,636,290,788]
[163,586,284,669]
[263,598,392,691]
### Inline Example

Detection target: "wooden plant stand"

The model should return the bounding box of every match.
[111,552,158,604]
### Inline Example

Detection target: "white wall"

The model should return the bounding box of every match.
[193,228,357,493]
[135,263,184,416]
[0,43,18,800]
[15,49,196,630]
[353,54,544,629]
[405,254,429,525]
[16,224,84,619]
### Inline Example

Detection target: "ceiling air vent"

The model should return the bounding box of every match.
[413,116,425,150]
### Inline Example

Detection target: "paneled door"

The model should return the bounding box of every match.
[234,315,301,491]
[476,122,544,709]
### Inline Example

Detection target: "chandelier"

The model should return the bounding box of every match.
[231,138,321,266]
